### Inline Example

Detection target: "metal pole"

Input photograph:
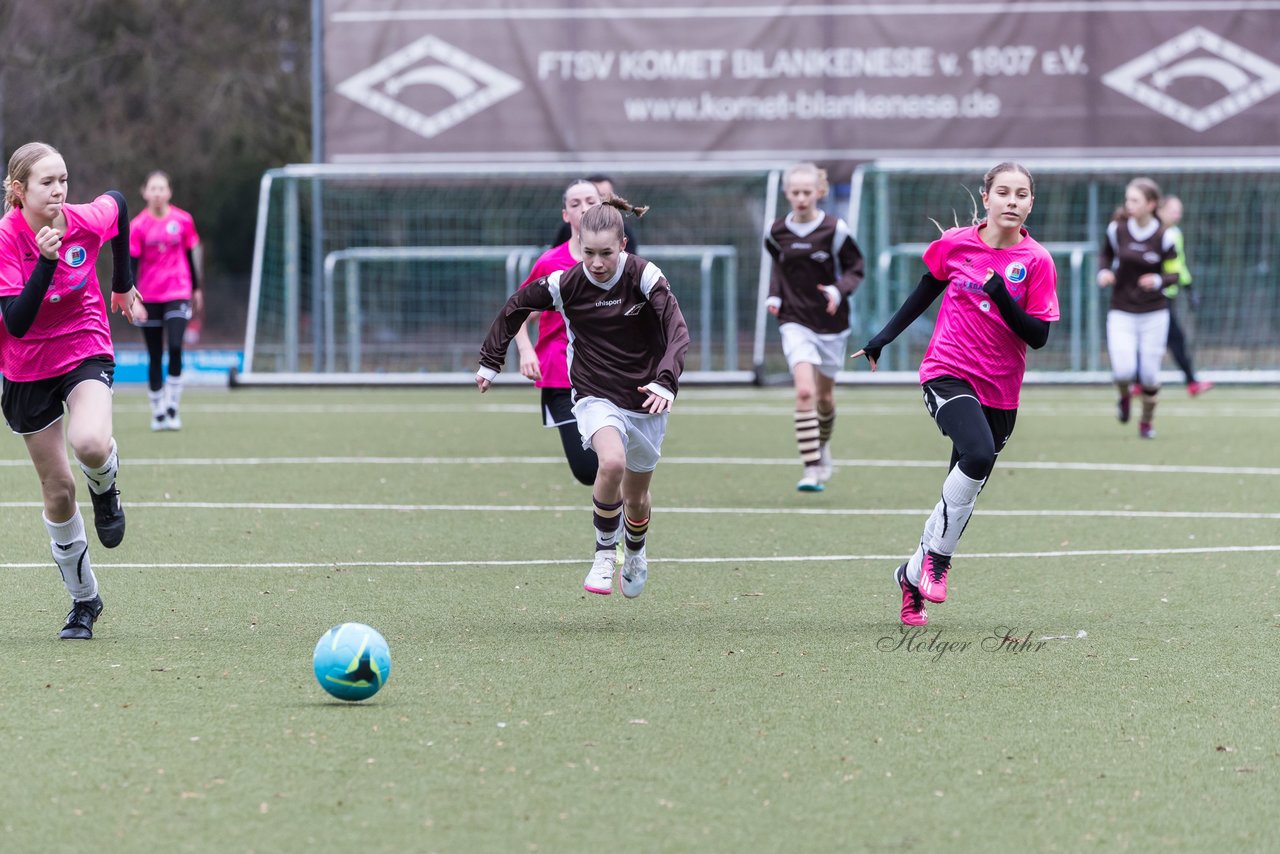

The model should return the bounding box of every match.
[311,0,327,371]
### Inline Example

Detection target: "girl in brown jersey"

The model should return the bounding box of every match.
[1097,177,1179,439]
[477,199,690,600]
[764,163,865,491]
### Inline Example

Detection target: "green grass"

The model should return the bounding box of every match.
[1,385,1277,853]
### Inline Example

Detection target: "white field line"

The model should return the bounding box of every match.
[2,501,1279,520]
[2,455,1278,476]
[3,544,1280,570]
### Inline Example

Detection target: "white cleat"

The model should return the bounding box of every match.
[165,409,183,431]
[583,550,615,595]
[797,465,825,492]
[150,414,168,432]
[817,444,834,483]
[620,546,648,599]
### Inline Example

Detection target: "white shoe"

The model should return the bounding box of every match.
[150,414,168,432]
[583,551,615,595]
[620,546,648,599]
[165,409,182,431]
[817,444,834,483]
[797,465,825,492]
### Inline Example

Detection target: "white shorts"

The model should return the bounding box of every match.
[572,396,669,473]
[779,322,850,379]
[1106,309,1170,388]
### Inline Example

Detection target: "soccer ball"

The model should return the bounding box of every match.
[313,622,392,702]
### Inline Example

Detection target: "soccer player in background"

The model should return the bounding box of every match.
[0,141,147,639]
[551,173,639,253]
[1097,177,1179,439]
[852,162,1059,627]
[1155,195,1212,397]
[478,199,689,599]
[764,162,865,492]
[130,170,201,430]
[513,178,604,486]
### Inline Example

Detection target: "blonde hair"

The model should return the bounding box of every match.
[580,194,649,241]
[5,141,61,212]
[783,162,829,197]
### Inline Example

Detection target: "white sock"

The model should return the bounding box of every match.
[166,376,184,414]
[79,438,119,496]
[922,467,986,557]
[905,542,926,587]
[45,512,98,600]
[148,389,165,417]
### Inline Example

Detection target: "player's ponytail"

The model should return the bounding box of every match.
[3,173,16,212]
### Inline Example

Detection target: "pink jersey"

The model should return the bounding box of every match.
[520,241,577,389]
[919,224,1059,408]
[130,205,199,302]
[0,195,120,382]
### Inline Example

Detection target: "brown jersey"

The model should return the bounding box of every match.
[764,211,865,333]
[1101,217,1178,314]
[479,253,690,410]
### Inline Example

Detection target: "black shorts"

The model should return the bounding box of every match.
[137,299,192,328]
[921,375,1017,450]
[540,387,575,428]
[2,355,115,435]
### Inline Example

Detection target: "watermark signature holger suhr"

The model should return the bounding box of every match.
[877,626,1060,662]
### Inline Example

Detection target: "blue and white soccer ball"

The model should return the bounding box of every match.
[313,622,392,702]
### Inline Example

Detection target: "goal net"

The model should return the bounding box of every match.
[238,163,783,386]
[845,157,1280,382]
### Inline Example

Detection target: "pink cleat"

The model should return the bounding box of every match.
[1187,380,1214,397]
[1139,421,1156,439]
[895,563,928,627]
[917,551,951,604]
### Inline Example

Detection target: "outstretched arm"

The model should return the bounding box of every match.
[476,279,555,391]
[850,272,947,369]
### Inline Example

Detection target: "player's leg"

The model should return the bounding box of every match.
[141,313,167,430]
[65,364,125,548]
[24,417,104,639]
[616,410,667,599]
[543,387,597,486]
[814,369,837,483]
[1106,310,1139,424]
[162,302,192,429]
[780,323,824,491]
[1136,309,1170,439]
[574,397,627,595]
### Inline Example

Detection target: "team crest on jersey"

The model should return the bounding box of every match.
[1004,262,1027,284]
[810,250,831,263]
[64,245,87,267]
[623,304,645,316]
[166,221,181,235]
[1143,251,1161,264]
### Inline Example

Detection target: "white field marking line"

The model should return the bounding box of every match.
[4,544,1280,570]
[1,501,1278,521]
[3,455,1278,476]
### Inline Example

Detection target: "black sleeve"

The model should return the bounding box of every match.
[982,272,1051,349]
[186,248,200,291]
[0,256,58,337]
[856,272,947,363]
[105,190,133,293]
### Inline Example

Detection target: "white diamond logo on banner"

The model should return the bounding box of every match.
[336,36,523,139]
[1102,27,1280,132]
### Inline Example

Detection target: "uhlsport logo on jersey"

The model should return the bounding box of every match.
[1004,262,1027,284]
[337,35,523,139]
[1102,27,1280,132]
[64,245,87,267]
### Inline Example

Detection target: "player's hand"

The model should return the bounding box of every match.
[1096,270,1115,288]
[819,285,840,315]
[1138,273,1161,291]
[112,288,146,324]
[193,289,205,316]
[476,374,492,393]
[518,351,542,381]
[638,386,671,414]
[850,345,880,371]
[767,303,780,316]
[35,226,62,261]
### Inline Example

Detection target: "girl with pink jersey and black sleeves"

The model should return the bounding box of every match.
[0,141,147,641]
[130,170,201,431]
[853,162,1060,627]
[510,179,603,486]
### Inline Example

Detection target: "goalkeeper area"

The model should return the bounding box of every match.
[240,158,1280,386]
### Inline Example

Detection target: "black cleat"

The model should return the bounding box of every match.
[89,485,125,548]
[60,595,104,640]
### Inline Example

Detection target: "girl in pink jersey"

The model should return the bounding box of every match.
[130,170,201,431]
[853,162,1060,627]
[512,179,602,485]
[0,141,147,640]
[764,162,865,492]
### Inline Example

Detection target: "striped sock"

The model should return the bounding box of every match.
[593,497,623,551]
[794,407,821,466]
[817,405,835,445]
[624,513,650,553]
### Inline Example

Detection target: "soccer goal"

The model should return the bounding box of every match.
[845,157,1280,383]
[236,163,784,386]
